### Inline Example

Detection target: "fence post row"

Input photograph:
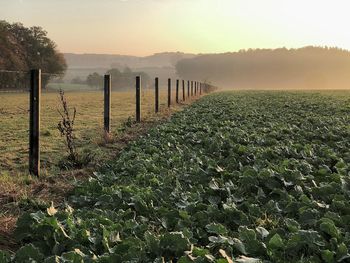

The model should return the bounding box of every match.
[26,70,217,176]
[168,78,171,108]
[176,79,179,103]
[104,75,111,133]
[136,76,141,122]
[29,69,41,177]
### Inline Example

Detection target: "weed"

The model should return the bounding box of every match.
[57,89,78,165]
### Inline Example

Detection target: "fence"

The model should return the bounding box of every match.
[0,69,217,176]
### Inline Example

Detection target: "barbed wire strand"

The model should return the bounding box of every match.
[0,69,62,76]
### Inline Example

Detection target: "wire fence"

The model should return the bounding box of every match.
[0,69,217,177]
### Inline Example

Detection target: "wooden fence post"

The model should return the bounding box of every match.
[182,80,185,101]
[176,79,179,103]
[195,82,197,95]
[136,76,141,122]
[200,83,202,95]
[155,77,159,113]
[168,78,171,107]
[187,80,190,98]
[191,81,193,96]
[104,75,111,133]
[29,69,41,176]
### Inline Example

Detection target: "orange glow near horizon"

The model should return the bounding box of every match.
[1,0,350,56]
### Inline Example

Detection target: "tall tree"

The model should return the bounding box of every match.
[0,21,67,89]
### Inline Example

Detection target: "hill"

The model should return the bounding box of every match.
[63,52,197,83]
[176,47,350,89]
[64,52,196,69]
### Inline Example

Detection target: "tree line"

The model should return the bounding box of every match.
[72,67,151,90]
[176,47,350,89]
[0,20,66,90]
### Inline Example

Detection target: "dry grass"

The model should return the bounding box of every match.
[0,88,185,176]
[0,87,200,250]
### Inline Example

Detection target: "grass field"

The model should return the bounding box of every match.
[0,87,185,178]
[2,90,350,262]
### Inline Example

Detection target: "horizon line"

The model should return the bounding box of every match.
[62,45,350,57]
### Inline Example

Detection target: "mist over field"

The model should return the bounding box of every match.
[62,52,196,84]
[176,47,350,90]
[62,46,350,90]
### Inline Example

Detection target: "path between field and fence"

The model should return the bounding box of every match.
[1,90,350,262]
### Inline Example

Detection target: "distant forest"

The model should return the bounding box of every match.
[71,67,151,90]
[0,20,66,90]
[176,47,350,89]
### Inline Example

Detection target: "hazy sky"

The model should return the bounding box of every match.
[1,0,349,56]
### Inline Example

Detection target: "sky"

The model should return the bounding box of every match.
[1,0,350,56]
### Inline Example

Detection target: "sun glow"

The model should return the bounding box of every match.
[1,0,350,55]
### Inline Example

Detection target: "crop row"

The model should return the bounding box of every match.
[2,91,350,262]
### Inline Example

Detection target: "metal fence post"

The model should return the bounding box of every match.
[176,79,179,103]
[168,78,171,107]
[191,81,193,96]
[182,80,185,101]
[187,80,190,98]
[155,77,159,113]
[29,69,41,176]
[104,75,111,133]
[136,76,141,122]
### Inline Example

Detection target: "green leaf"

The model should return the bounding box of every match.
[0,251,11,263]
[178,256,193,263]
[286,230,325,251]
[319,218,340,239]
[232,238,247,255]
[43,256,61,263]
[61,250,86,262]
[192,247,210,257]
[285,218,300,233]
[238,227,256,242]
[206,223,228,235]
[268,234,284,250]
[337,243,348,258]
[14,244,44,262]
[159,232,190,258]
[321,250,335,263]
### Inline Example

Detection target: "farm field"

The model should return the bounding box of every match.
[2,90,350,262]
[0,87,184,178]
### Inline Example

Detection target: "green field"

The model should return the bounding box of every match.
[2,90,350,262]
